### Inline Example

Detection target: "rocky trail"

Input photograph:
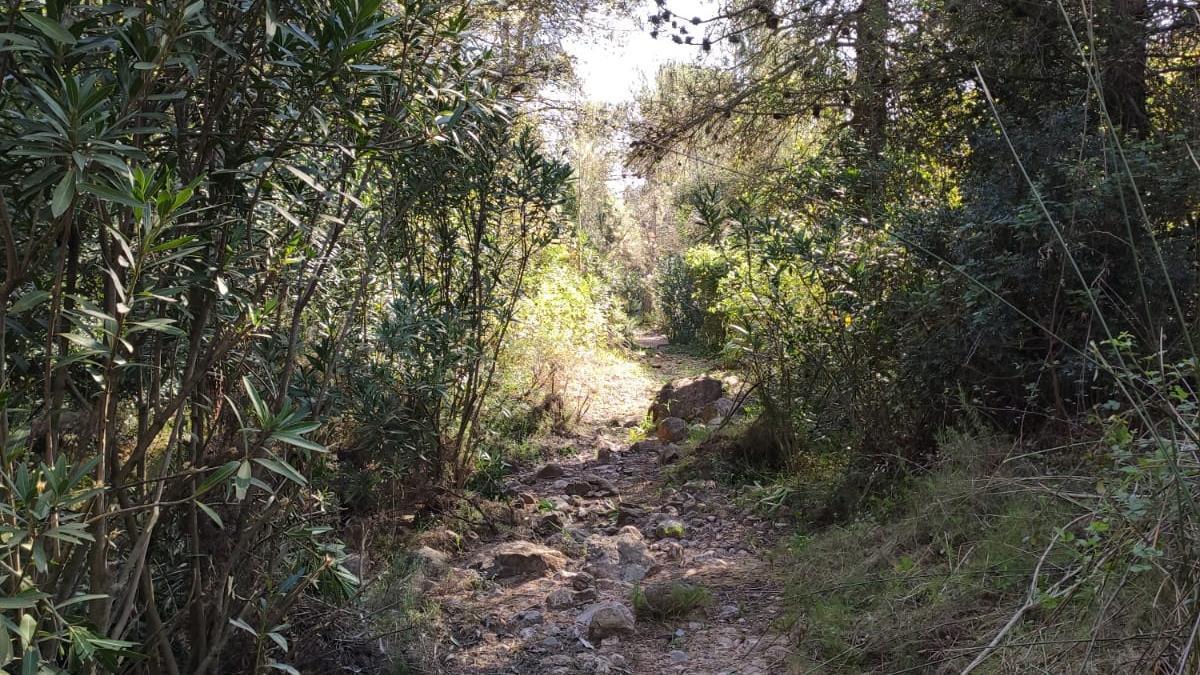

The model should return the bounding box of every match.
[414,334,793,674]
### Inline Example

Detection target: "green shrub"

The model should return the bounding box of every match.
[657,244,729,350]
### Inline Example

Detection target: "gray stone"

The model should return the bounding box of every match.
[412,546,449,575]
[615,528,655,568]
[616,503,648,526]
[700,397,736,422]
[670,650,688,664]
[546,588,575,609]
[577,601,636,640]
[517,609,544,624]
[565,476,619,498]
[621,563,649,583]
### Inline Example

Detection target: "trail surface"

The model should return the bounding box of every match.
[424,333,792,674]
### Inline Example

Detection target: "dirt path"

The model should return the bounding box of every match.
[421,333,793,674]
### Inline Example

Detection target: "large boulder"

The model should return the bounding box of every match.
[577,601,636,640]
[649,375,724,422]
[490,541,567,578]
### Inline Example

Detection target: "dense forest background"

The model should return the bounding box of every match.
[1,0,1198,672]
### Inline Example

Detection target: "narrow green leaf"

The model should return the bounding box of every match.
[0,622,10,667]
[79,181,141,208]
[21,11,76,45]
[0,590,48,610]
[51,170,75,217]
[10,290,49,313]
[196,501,223,529]
[196,460,240,497]
[283,165,325,193]
[252,457,307,486]
[270,432,325,454]
[54,594,108,610]
[234,460,252,500]
[243,377,269,425]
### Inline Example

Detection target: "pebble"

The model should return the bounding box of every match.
[670,650,688,664]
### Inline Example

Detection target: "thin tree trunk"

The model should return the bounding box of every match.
[1103,0,1150,135]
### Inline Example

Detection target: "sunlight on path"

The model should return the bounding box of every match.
[421,333,792,674]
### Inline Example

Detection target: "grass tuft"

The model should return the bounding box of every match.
[631,581,713,619]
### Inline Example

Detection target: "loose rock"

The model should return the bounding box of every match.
[700,397,736,422]
[656,417,689,443]
[535,463,566,479]
[577,601,636,640]
[546,588,575,609]
[490,540,567,578]
[658,443,685,465]
[616,503,648,526]
[411,546,449,576]
[535,512,564,536]
[571,571,596,590]
[564,476,619,498]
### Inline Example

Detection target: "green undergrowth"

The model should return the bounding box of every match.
[781,430,1154,673]
[365,553,445,674]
